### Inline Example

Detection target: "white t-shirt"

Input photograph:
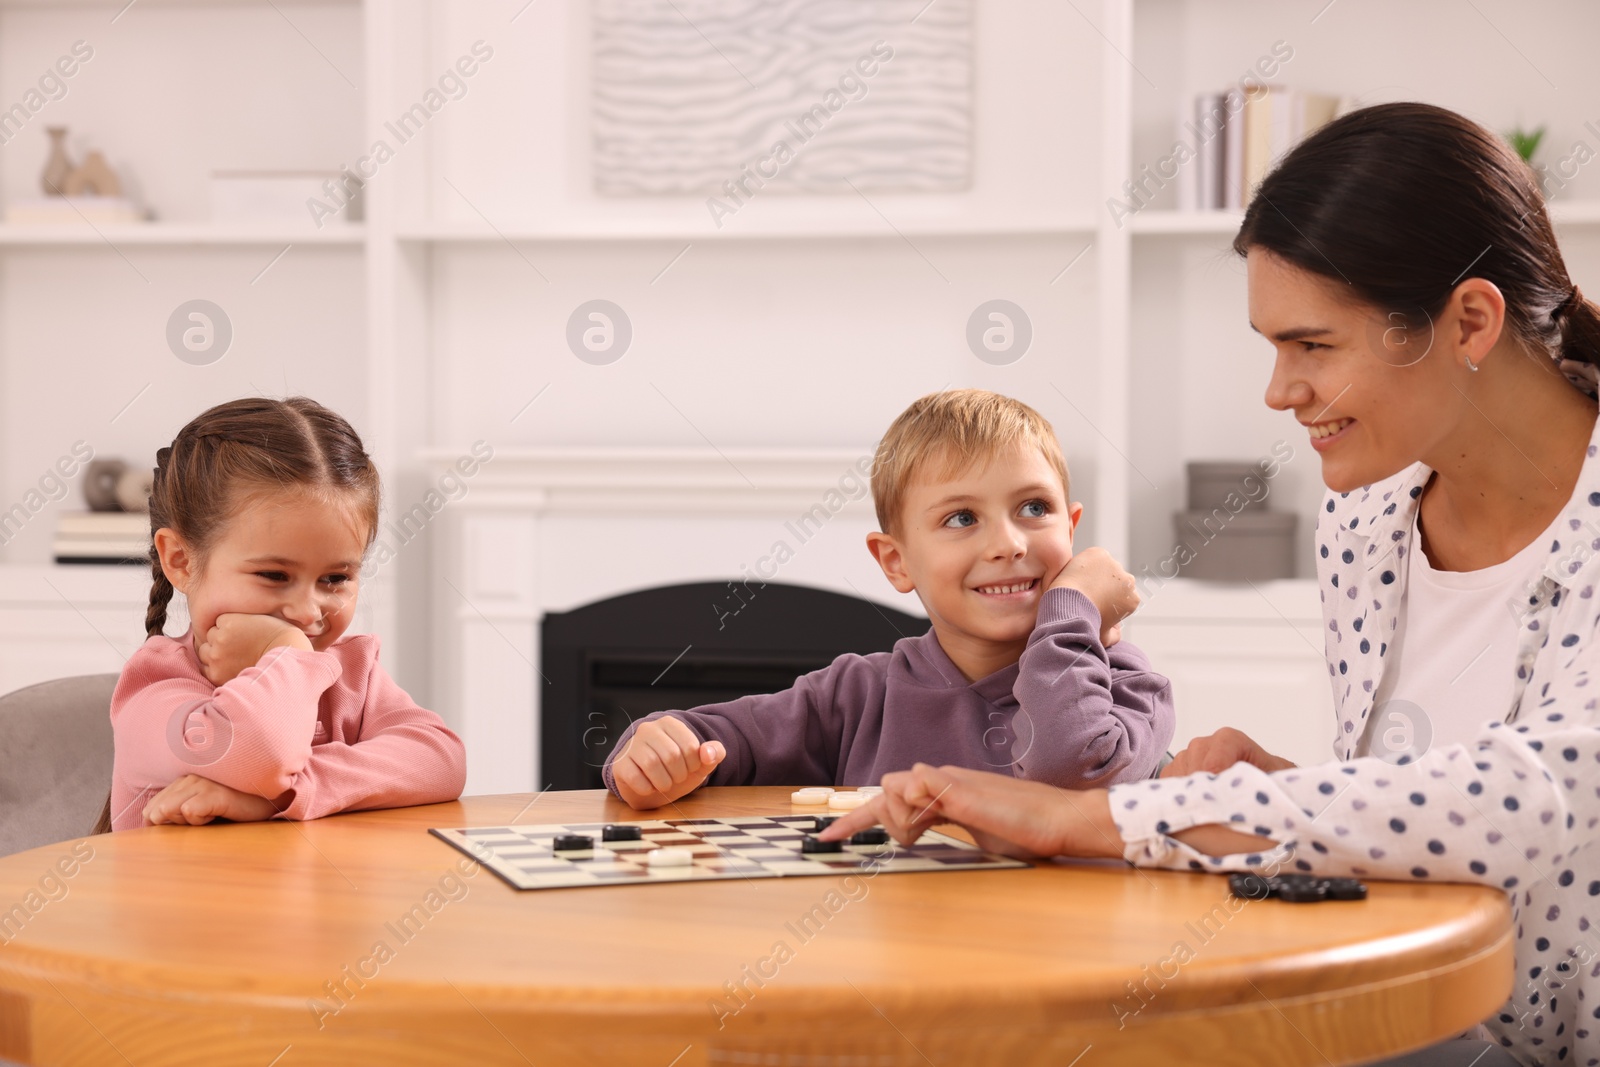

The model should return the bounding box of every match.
[1358,509,1560,760]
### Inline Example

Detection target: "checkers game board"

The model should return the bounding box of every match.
[429,815,1030,891]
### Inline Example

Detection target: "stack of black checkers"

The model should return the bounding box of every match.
[1228,873,1368,903]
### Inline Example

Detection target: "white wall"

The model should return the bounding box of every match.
[0,0,1106,556]
[421,0,1108,557]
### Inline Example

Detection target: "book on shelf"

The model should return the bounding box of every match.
[1242,85,1344,203]
[57,511,149,536]
[53,511,150,565]
[1176,85,1351,212]
[1177,92,1231,213]
[1223,87,1247,210]
[1196,92,1225,213]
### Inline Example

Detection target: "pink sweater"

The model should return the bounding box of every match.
[109,630,466,832]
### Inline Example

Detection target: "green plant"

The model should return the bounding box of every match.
[1507,125,1546,163]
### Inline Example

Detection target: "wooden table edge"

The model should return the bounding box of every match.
[0,887,1515,1025]
[0,919,1515,1067]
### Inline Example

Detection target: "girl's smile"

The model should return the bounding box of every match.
[156,490,370,654]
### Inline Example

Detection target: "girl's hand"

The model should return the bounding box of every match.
[197,613,313,686]
[1048,547,1139,648]
[142,774,279,826]
[818,764,1125,861]
[1160,727,1297,778]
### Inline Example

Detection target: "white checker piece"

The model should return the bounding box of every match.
[429,816,1028,891]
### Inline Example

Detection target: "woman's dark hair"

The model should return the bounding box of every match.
[143,396,381,640]
[89,397,380,836]
[1233,101,1600,371]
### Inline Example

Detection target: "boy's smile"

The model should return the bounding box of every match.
[973,577,1041,598]
[868,444,1081,682]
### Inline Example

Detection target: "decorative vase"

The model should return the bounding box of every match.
[63,151,122,198]
[41,127,73,196]
[114,467,154,512]
[83,459,127,511]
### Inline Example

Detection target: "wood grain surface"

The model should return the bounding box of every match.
[0,788,1514,1066]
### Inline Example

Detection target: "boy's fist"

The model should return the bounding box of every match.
[197,613,313,687]
[610,715,726,810]
[1049,547,1139,647]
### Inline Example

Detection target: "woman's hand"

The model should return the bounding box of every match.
[142,774,280,826]
[1160,727,1297,778]
[818,764,1125,861]
[196,613,312,687]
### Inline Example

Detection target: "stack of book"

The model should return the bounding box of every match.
[1177,86,1351,212]
[54,511,150,565]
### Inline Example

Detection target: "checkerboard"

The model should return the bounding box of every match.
[429,815,1030,891]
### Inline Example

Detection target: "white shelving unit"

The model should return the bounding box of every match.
[396,218,1099,242]
[0,224,364,245]
[6,0,1600,776]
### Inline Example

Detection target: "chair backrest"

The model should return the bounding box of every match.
[0,674,118,858]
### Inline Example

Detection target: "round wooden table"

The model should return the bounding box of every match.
[0,788,1513,1066]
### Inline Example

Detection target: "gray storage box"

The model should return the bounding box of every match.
[1172,509,1298,581]
[1186,460,1269,512]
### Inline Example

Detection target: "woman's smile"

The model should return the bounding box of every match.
[1306,417,1356,451]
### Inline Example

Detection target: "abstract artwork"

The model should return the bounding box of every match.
[592,0,973,197]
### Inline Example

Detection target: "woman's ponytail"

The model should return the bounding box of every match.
[1556,284,1600,370]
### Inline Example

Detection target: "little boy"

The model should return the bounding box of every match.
[603,389,1175,809]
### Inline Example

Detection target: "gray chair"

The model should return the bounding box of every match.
[0,674,117,857]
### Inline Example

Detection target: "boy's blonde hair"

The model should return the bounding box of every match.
[871,389,1070,534]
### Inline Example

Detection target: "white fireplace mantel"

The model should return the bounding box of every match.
[423,446,883,514]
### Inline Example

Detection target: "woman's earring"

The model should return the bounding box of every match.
[1466,359,1480,373]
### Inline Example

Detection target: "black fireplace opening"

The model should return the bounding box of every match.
[539,581,928,790]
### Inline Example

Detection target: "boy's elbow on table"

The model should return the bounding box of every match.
[1096,666,1178,775]
[1014,737,1161,790]
[1139,672,1178,757]
[1086,722,1171,786]
[1011,670,1176,788]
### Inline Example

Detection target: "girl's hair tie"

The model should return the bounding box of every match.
[1554,284,1582,321]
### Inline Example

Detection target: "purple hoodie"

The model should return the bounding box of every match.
[601,587,1175,793]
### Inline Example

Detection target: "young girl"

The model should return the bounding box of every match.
[96,396,465,832]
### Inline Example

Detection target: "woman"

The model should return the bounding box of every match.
[825,102,1600,1066]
